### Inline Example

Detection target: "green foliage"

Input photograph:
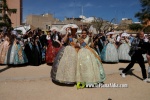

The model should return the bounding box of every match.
[0,22,7,27]
[143,25,150,33]
[135,0,150,22]
[0,0,17,29]
[128,23,143,31]
[8,9,17,13]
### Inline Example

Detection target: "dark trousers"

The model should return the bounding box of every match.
[122,53,147,79]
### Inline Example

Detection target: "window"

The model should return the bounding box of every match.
[46,25,50,30]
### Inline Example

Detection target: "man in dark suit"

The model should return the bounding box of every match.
[121,32,150,82]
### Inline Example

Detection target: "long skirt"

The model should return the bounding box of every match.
[118,43,131,61]
[5,44,28,65]
[51,46,78,84]
[24,43,33,65]
[0,41,9,64]
[101,43,119,63]
[14,44,28,64]
[46,41,61,63]
[76,48,106,84]
[31,45,42,66]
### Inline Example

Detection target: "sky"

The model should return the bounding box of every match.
[23,0,142,23]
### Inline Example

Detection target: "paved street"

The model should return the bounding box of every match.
[0,63,150,100]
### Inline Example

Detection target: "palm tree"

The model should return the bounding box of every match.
[135,0,150,25]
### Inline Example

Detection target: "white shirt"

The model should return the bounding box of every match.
[116,36,121,42]
[46,35,51,40]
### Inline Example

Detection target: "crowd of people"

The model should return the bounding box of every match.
[0,24,150,87]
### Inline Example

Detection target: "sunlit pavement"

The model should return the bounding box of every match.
[0,63,150,100]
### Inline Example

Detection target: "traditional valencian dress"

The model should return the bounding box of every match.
[24,38,34,65]
[51,38,78,84]
[118,39,131,61]
[76,37,106,86]
[101,38,119,63]
[31,40,42,66]
[5,40,28,65]
[0,40,9,64]
[46,33,61,63]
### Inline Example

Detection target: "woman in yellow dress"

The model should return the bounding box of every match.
[76,29,106,88]
[51,27,79,85]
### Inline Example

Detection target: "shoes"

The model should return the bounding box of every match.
[120,72,126,78]
[147,78,150,83]
[143,78,150,83]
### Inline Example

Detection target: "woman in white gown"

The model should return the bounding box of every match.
[51,27,79,85]
[101,34,119,63]
[76,29,106,88]
[118,33,131,61]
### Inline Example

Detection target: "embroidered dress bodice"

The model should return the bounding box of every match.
[120,39,131,46]
[46,35,51,40]
[107,38,115,44]
[120,40,126,44]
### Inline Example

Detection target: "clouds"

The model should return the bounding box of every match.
[68,1,81,7]
[68,2,93,7]
[110,4,116,8]
[23,0,140,22]
[84,3,93,7]
[54,8,81,20]
[55,2,93,20]
[129,2,140,7]
[97,5,102,8]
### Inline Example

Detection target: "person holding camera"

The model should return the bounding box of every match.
[146,36,150,79]
[121,32,149,82]
[118,33,131,61]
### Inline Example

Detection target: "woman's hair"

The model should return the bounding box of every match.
[9,34,17,45]
[3,33,8,38]
[82,28,88,34]
[110,34,113,38]
[28,31,33,37]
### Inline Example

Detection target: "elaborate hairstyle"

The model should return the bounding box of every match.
[9,34,17,45]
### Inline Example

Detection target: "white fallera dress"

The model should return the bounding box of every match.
[118,40,131,61]
[76,37,106,84]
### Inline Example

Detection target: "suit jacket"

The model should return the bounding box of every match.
[129,38,146,57]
